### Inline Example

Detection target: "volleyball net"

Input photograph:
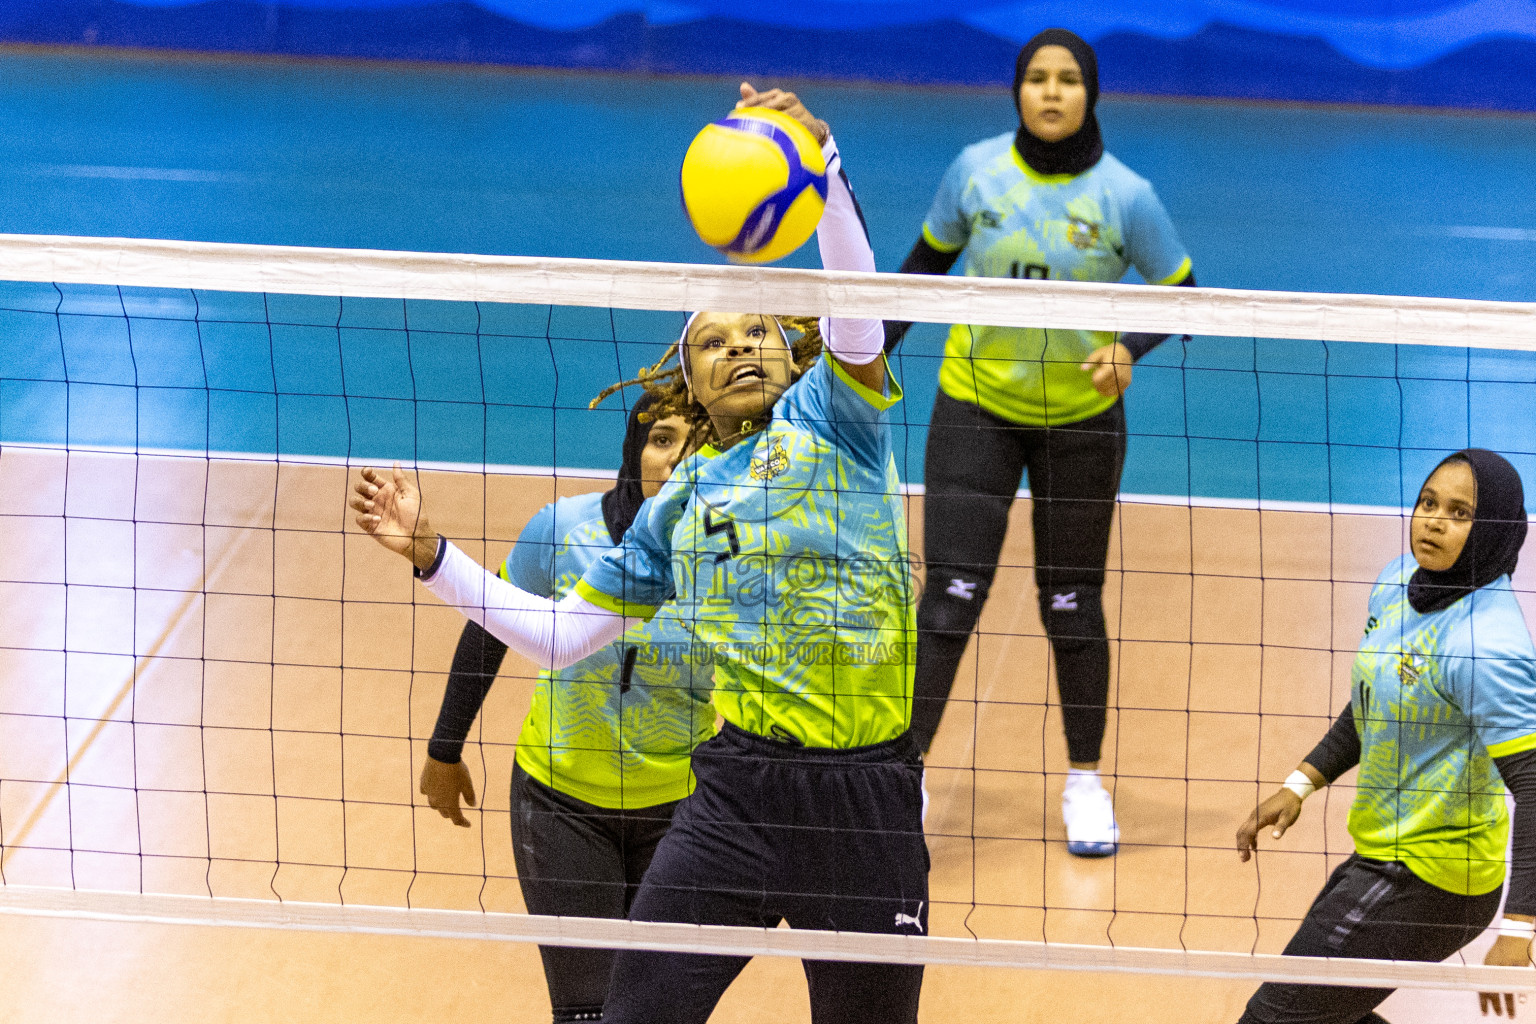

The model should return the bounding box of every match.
[0,233,1534,996]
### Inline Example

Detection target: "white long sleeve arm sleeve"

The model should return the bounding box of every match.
[815,136,884,366]
[419,541,631,670]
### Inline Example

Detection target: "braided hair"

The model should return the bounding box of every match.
[589,314,826,449]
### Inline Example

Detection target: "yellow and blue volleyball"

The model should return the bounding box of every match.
[680,107,828,264]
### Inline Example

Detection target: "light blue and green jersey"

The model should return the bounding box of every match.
[922,133,1191,426]
[504,491,716,809]
[577,353,917,749]
[1348,554,1536,896]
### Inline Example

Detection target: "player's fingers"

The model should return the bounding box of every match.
[461,777,477,807]
[739,81,755,102]
[451,807,470,828]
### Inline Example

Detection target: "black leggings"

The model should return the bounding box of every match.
[911,390,1126,758]
[1237,855,1501,1024]
[509,763,679,1023]
[603,724,929,1024]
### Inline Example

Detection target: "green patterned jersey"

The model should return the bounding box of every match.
[1348,554,1536,895]
[505,491,716,809]
[578,354,917,749]
[922,134,1191,426]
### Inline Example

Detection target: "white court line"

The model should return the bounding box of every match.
[0,885,1527,992]
[20,165,252,184]
[1441,226,1536,243]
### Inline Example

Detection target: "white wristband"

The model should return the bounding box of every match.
[1282,770,1317,801]
[1498,918,1536,940]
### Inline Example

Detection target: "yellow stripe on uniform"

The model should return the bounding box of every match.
[832,354,904,411]
[1157,256,1193,286]
[921,223,963,253]
[575,578,658,621]
[1487,732,1536,759]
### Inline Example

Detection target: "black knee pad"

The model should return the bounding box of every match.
[917,570,990,636]
[1038,584,1106,648]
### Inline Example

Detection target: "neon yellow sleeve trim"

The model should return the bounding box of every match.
[575,578,658,621]
[832,353,903,411]
[1157,256,1193,286]
[1487,733,1536,758]
[921,223,964,254]
[496,562,510,583]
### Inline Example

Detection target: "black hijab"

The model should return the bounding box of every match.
[1407,448,1528,614]
[1013,28,1104,177]
[600,391,661,546]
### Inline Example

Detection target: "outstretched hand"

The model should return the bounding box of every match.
[737,81,829,145]
[1082,342,1134,398]
[351,464,438,570]
[1235,789,1304,862]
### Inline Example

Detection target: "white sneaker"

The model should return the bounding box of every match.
[1062,774,1119,857]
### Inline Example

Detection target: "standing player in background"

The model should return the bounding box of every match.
[885,28,1195,856]
[355,83,928,1024]
[417,394,714,1024]
[1236,450,1536,1023]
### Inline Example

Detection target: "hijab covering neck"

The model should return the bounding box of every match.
[1407,448,1528,614]
[601,391,661,546]
[1012,28,1104,177]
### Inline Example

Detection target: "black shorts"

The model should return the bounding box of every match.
[603,723,930,1024]
[1237,855,1502,1024]
[509,763,678,1023]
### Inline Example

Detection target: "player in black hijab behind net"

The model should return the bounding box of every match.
[886,28,1196,856]
[1235,450,1536,1023]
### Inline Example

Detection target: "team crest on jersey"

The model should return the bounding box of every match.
[1398,653,1424,687]
[750,438,790,482]
[972,209,1001,230]
[1067,216,1102,251]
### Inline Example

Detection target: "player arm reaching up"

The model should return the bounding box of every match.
[735,82,886,393]
[353,85,885,662]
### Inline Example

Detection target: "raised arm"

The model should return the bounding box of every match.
[735,83,886,393]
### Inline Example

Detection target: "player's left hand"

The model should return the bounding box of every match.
[1082,342,1133,398]
[351,464,438,570]
[737,82,829,145]
[1480,935,1532,1016]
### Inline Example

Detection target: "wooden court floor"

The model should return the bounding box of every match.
[1,446,1531,1022]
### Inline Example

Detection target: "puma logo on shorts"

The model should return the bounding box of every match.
[893,901,925,932]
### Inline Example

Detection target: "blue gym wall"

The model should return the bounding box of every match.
[5,1,1536,111]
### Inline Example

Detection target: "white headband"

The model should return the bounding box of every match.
[676,312,787,391]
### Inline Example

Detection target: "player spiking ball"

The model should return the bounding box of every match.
[354,83,929,1024]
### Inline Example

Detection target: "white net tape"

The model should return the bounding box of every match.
[3,232,1535,350]
[0,886,1529,991]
